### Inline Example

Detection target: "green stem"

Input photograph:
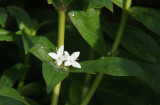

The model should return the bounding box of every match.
[80,1,132,105]
[57,10,66,48]
[51,9,66,105]
[80,73,104,105]
[108,0,132,56]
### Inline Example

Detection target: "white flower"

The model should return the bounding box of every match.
[48,45,66,66]
[64,51,81,68]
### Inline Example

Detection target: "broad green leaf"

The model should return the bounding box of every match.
[29,36,56,61]
[139,63,160,93]
[22,35,39,54]
[0,88,29,105]
[110,0,124,8]
[0,8,8,28]
[69,8,107,55]
[71,57,146,78]
[88,0,113,12]
[0,28,14,41]
[7,6,32,35]
[0,63,29,89]
[42,61,69,93]
[128,7,160,36]
[102,23,160,63]
[24,97,40,105]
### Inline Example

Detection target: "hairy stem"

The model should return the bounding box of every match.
[51,9,66,105]
[80,0,132,105]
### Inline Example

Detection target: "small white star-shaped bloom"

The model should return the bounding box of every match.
[48,45,66,66]
[64,51,81,68]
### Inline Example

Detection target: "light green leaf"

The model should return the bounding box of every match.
[102,23,160,63]
[88,0,113,12]
[128,7,160,36]
[0,63,29,89]
[0,28,14,41]
[0,88,29,105]
[29,36,56,61]
[110,0,124,8]
[7,6,32,35]
[42,61,69,93]
[0,8,8,28]
[69,8,107,55]
[71,57,146,78]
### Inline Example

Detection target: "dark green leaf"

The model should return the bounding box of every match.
[71,57,146,78]
[110,0,124,8]
[7,6,33,35]
[0,88,29,105]
[102,23,160,63]
[0,8,8,28]
[0,63,29,89]
[29,36,56,61]
[88,0,113,12]
[128,7,160,35]
[42,61,69,93]
[69,8,107,55]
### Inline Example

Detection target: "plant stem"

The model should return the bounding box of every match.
[80,73,104,105]
[109,0,132,56]
[80,1,132,105]
[57,10,66,48]
[51,9,66,105]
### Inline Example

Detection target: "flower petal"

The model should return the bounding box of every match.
[48,52,58,59]
[72,61,81,68]
[56,59,63,66]
[64,51,70,56]
[57,45,64,57]
[71,52,80,60]
[64,61,71,66]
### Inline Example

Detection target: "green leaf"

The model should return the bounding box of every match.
[0,63,29,89]
[42,61,69,93]
[110,0,124,8]
[0,28,14,41]
[128,7,160,36]
[69,8,107,55]
[22,35,39,54]
[71,57,146,78]
[0,88,29,105]
[88,0,113,12]
[102,23,160,63]
[7,6,32,35]
[0,8,8,28]
[139,63,160,93]
[29,36,56,61]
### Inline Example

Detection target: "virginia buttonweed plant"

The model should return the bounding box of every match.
[0,0,160,105]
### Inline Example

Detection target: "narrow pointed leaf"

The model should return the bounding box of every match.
[0,88,29,105]
[102,23,160,63]
[69,8,107,55]
[110,0,124,8]
[128,7,160,35]
[88,0,113,12]
[0,8,8,28]
[0,63,29,89]
[7,6,32,34]
[71,57,146,78]
[42,61,69,93]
